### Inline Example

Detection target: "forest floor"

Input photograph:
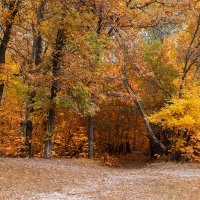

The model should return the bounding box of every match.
[0,158,200,200]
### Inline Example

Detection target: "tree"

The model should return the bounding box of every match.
[0,0,199,162]
[149,2,200,160]
[0,0,22,102]
[20,0,46,157]
[44,29,66,158]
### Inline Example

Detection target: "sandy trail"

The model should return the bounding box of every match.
[0,158,200,200]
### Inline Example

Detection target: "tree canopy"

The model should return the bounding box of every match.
[0,0,199,162]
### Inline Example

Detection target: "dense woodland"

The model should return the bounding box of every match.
[0,0,199,162]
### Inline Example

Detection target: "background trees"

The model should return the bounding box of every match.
[0,0,199,161]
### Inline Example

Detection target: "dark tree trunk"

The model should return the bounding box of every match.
[34,35,43,66]
[20,1,45,157]
[34,1,45,65]
[20,91,35,156]
[25,120,33,157]
[88,115,94,159]
[126,141,130,153]
[0,0,22,103]
[0,83,4,103]
[44,29,65,159]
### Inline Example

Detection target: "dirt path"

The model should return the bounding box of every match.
[0,158,200,200]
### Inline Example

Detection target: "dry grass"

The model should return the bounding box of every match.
[0,158,200,200]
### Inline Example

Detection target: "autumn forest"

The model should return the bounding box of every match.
[0,0,200,163]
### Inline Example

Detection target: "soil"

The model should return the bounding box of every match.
[0,158,200,200]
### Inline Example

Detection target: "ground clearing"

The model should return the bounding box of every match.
[0,158,200,200]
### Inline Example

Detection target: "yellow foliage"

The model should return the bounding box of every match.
[149,83,200,160]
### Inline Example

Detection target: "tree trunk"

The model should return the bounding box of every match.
[87,14,102,159]
[0,0,22,103]
[135,100,166,151]
[0,83,4,103]
[44,108,55,159]
[20,91,35,156]
[20,1,45,157]
[88,115,94,159]
[44,29,65,159]
[44,138,52,159]
[25,120,33,157]
[119,40,166,152]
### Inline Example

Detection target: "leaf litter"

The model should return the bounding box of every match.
[0,158,200,200]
